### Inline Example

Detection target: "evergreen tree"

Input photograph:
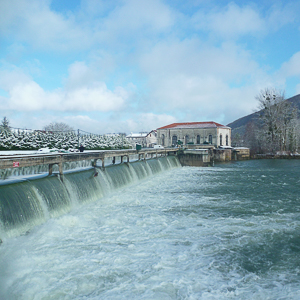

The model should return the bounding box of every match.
[0,116,11,132]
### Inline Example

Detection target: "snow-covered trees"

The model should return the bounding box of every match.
[0,117,11,133]
[0,130,131,151]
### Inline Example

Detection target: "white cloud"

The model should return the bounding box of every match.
[127,113,177,131]
[103,112,177,133]
[98,0,174,41]
[191,2,297,39]
[0,66,128,112]
[63,114,99,131]
[64,61,95,89]
[192,2,265,38]
[266,2,298,32]
[61,84,126,111]
[60,112,176,134]
[1,0,298,133]
[279,52,300,77]
[139,38,265,123]
[0,0,174,52]
[140,39,260,82]
[5,43,26,63]
[0,0,92,51]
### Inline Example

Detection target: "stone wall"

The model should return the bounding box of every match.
[177,147,250,167]
[178,149,211,167]
[232,148,250,160]
[213,149,232,162]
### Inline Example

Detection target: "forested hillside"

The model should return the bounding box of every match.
[228,92,300,154]
[228,94,300,135]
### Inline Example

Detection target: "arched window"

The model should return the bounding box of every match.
[226,134,229,146]
[209,135,212,144]
[185,135,189,144]
[172,135,178,146]
[197,135,200,144]
[161,134,165,146]
[220,134,223,146]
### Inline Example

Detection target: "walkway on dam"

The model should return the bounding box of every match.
[0,148,179,175]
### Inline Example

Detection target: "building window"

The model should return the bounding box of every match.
[162,134,165,146]
[197,135,200,144]
[209,135,212,144]
[226,134,228,146]
[220,134,223,146]
[172,135,177,146]
[185,135,189,144]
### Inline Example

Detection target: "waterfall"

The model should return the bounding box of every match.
[0,156,181,239]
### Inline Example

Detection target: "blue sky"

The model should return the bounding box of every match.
[0,0,300,134]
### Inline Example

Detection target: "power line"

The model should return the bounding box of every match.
[8,127,105,136]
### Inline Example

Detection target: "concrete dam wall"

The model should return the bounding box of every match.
[0,156,181,240]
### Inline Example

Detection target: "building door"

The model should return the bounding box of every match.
[209,135,212,144]
[197,135,200,144]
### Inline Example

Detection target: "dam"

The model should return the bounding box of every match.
[0,146,248,240]
[0,151,181,239]
[0,148,179,175]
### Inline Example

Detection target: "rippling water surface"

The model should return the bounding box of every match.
[1,159,300,299]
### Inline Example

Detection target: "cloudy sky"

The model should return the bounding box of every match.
[1,0,300,134]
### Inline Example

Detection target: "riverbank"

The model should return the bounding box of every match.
[253,153,300,159]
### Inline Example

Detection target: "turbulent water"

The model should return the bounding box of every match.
[1,159,300,299]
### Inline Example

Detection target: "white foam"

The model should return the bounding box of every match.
[1,164,300,299]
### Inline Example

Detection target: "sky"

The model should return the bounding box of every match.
[0,0,300,134]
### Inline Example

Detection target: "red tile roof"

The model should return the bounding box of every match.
[157,122,230,130]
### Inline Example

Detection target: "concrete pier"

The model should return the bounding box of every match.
[0,147,250,176]
[178,149,211,167]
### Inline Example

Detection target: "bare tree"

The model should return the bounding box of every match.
[243,121,262,155]
[287,117,300,153]
[43,122,74,133]
[256,88,298,153]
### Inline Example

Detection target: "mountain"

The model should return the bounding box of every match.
[227,94,300,136]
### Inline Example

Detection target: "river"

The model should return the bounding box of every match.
[0,159,300,299]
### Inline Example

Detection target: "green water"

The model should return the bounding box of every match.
[0,159,300,299]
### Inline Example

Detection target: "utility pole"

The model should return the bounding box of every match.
[78,129,80,148]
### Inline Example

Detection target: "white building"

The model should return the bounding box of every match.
[126,132,147,148]
[146,130,157,147]
[156,122,231,148]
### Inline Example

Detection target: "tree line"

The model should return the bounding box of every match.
[233,88,300,155]
[0,118,75,133]
[0,119,131,151]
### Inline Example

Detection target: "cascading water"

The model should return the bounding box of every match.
[0,156,181,239]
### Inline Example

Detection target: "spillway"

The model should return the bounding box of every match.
[0,156,181,239]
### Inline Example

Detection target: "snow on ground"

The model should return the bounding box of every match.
[0,150,38,156]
